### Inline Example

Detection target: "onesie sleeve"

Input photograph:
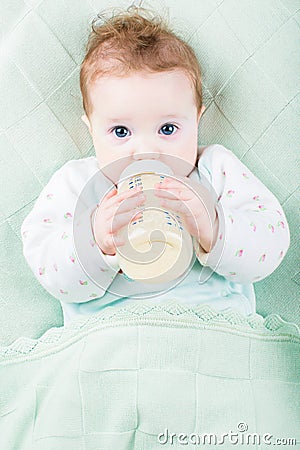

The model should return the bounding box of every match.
[193,145,290,284]
[21,158,119,304]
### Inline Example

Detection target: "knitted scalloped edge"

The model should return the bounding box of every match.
[0,301,299,359]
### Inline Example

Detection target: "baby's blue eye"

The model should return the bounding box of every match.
[113,126,130,138]
[160,124,177,135]
[112,123,178,138]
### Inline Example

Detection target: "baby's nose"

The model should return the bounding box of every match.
[132,145,160,161]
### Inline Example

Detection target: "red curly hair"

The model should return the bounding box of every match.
[80,5,203,118]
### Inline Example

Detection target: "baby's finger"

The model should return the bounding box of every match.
[100,235,124,255]
[95,188,118,213]
[114,193,146,215]
[159,197,192,216]
[117,186,144,202]
[105,187,118,198]
[155,177,195,193]
[103,190,145,219]
[103,186,143,209]
[101,187,118,204]
[155,177,185,187]
[155,187,191,202]
[110,209,144,234]
[111,235,126,248]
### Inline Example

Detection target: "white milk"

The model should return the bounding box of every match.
[116,160,194,283]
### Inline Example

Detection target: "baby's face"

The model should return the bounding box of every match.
[82,70,204,183]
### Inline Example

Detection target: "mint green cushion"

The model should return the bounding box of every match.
[0,303,299,449]
[0,0,299,345]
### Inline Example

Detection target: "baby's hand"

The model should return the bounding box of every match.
[92,186,146,255]
[154,176,218,252]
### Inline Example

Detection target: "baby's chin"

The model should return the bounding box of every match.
[97,154,196,184]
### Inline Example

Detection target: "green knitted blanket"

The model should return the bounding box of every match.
[1,302,299,450]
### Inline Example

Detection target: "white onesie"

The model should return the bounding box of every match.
[21,144,290,324]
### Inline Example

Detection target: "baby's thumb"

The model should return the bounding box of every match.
[112,235,125,248]
[103,187,117,202]
[101,235,125,256]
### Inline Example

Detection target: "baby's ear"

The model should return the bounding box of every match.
[81,114,92,134]
[198,105,206,123]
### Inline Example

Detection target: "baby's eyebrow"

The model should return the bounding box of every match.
[107,118,132,122]
[162,114,188,120]
[106,115,188,122]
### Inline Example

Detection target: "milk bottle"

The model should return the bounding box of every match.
[116,160,194,283]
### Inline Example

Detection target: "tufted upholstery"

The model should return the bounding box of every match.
[0,0,299,344]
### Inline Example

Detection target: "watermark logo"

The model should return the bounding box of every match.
[157,423,297,446]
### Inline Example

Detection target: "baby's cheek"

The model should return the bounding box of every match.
[97,152,132,184]
[175,135,198,174]
[162,149,196,177]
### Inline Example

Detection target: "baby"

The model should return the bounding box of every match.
[21,6,290,324]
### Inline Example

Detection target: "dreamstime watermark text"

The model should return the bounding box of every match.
[157,422,297,446]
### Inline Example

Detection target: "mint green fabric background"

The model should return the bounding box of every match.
[0,303,299,449]
[0,0,299,345]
